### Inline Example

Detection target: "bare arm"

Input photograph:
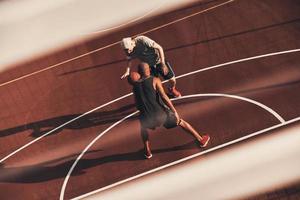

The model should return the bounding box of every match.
[153,42,165,65]
[121,58,132,79]
[154,77,180,121]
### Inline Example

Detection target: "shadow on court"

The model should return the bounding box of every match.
[0,104,136,138]
[0,140,199,183]
[0,98,206,139]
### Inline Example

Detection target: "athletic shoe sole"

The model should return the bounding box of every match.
[200,136,210,147]
[144,153,153,159]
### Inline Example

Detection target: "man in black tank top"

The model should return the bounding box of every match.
[128,62,210,159]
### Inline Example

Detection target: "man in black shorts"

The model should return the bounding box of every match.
[121,35,181,98]
[128,62,210,159]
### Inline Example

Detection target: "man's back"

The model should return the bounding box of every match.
[130,36,160,66]
[133,76,167,129]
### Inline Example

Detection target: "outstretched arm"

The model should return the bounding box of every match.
[121,58,132,79]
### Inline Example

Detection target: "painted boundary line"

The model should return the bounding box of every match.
[59,111,139,200]
[71,116,300,200]
[136,0,234,37]
[0,93,132,163]
[177,94,284,123]
[176,49,300,80]
[0,48,298,163]
[60,93,285,199]
[0,0,235,88]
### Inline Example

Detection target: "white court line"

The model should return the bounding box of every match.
[175,49,300,80]
[60,111,139,200]
[0,48,298,163]
[60,93,285,200]
[0,93,132,163]
[0,0,234,88]
[70,116,300,200]
[137,0,234,36]
[177,94,284,123]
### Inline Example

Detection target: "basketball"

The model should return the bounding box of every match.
[128,72,141,84]
[129,71,141,83]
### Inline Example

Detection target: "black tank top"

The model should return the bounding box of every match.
[133,76,167,128]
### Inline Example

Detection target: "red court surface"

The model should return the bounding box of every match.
[0,0,300,199]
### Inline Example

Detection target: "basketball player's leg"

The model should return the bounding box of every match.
[141,126,152,159]
[157,62,181,97]
[178,119,210,147]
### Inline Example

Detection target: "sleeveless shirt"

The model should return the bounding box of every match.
[133,76,167,129]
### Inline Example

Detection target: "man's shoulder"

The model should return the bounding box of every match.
[134,36,155,47]
[135,35,150,41]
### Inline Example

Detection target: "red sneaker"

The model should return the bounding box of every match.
[200,135,210,147]
[144,152,153,159]
[168,87,182,98]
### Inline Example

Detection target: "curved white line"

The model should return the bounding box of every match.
[71,115,300,200]
[60,93,284,199]
[59,111,139,200]
[84,1,165,34]
[0,48,297,163]
[176,94,285,123]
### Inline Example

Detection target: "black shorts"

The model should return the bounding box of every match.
[140,110,178,130]
[163,110,178,129]
[140,112,166,130]
[150,61,175,80]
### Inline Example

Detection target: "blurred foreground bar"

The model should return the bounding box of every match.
[0,0,195,70]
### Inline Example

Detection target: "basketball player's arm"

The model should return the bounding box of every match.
[152,42,165,65]
[121,57,132,79]
[153,42,169,75]
[155,78,180,121]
